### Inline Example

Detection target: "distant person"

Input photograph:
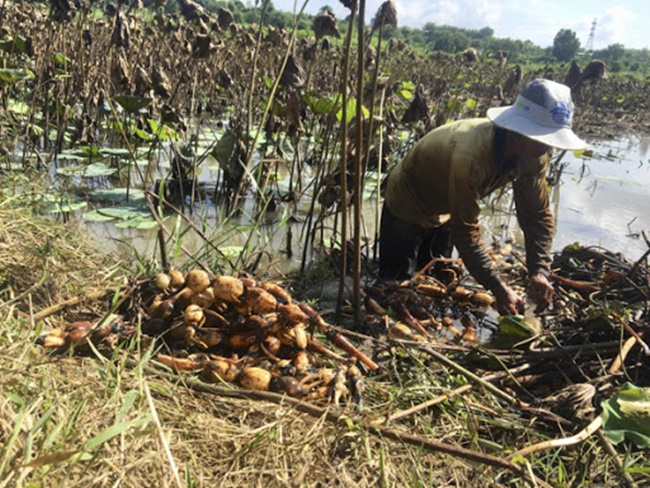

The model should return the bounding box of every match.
[379,79,587,315]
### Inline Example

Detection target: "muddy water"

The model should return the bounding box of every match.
[83,135,650,273]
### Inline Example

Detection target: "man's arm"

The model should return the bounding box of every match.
[449,161,525,315]
[513,155,555,311]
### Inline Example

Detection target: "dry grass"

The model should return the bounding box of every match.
[0,181,494,488]
[1,178,647,488]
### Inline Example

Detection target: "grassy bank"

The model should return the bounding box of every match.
[2,177,649,488]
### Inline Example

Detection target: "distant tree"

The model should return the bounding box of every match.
[463,26,493,42]
[476,26,494,39]
[436,31,470,53]
[422,23,470,53]
[394,25,424,45]
[552,29,580,62]
[593,43,626,72]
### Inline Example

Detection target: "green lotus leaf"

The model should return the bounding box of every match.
[82,210,117,222]
[0,68,34,85]
[114,216,158,229]
[113,95,152,114]
[497,314,540,338]
[88,188,145,202]
[93,203,150,220]
[56,162,116,178]
[602,382,650,449]
[44,201,87,214]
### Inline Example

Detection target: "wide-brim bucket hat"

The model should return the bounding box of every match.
[486,79,587,150]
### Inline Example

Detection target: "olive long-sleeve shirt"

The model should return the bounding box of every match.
[384,118,554,290]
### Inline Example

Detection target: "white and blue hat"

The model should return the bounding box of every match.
[487,79,587,150]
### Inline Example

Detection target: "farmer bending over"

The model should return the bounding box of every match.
[379,79,587,316]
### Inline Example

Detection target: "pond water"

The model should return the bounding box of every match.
[551,136,650,261]
[81,134,650,274]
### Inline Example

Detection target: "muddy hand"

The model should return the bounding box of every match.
[527,273,554,313]
[493,283,525,316]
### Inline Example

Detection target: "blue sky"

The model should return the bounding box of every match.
[270,0,647,49]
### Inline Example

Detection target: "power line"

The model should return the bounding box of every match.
[585,18,597,52]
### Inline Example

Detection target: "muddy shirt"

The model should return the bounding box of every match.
[384,118,554,290]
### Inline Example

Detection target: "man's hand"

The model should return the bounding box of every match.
[493,282,525,316]
[527,272,554,313]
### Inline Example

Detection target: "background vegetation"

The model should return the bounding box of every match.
[183,0,649,75]
[1,1,649,487]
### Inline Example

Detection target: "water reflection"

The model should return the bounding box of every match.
[551,135,650,261]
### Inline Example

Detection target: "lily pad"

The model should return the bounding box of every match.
[44,200,87,214]
[99,148,135,159]
[113,95,152,114]
[148,119,179,141]
[82,210,117,222]
[114,216,158,229]
[88,188,145,203]
[55,152,86,161]
[82,202,156,229]
[56,162,116,178]
[90,203,150,220]
[602,382,650,449]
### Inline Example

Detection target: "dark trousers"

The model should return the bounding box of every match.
[378,203,453,280]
